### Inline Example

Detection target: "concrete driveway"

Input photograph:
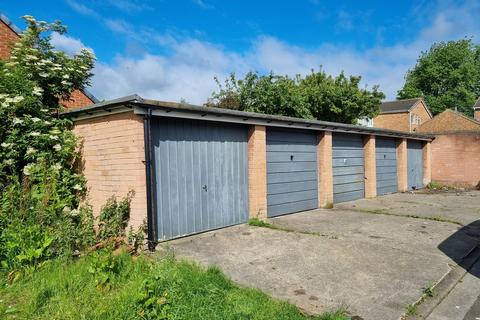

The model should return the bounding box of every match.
[162,191,480,320]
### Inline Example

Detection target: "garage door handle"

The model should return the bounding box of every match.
[202,185,208,192]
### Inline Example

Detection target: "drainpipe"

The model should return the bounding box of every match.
[143,107,157,251]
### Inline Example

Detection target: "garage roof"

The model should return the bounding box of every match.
[62,94,434,141]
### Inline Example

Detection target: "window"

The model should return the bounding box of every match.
[411,114,421,125]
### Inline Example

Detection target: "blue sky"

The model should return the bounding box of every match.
[2,0,480,103]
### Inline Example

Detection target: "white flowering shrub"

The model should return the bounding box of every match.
[0,16,96,279]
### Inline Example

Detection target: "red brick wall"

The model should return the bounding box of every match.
[62,89,94,109]
[0,19,94,108]
[373,113,410,132]
[73,112,147,228]
[410,101,432,132]
[431,134,480,187]
[0,19,18,59]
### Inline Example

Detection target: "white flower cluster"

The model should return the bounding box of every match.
[0,95,25,108]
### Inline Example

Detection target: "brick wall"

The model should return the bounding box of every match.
[318,131,333,207]
[247,125,267,219]
[431,134,480,187]
[0,19,18,59]
[417,109,480,133]
[364,135,376,198]
[475,109,480,121]
[62,89,94,109]
[396,138,408,191]
[373,113,410,132]
[410,101,431,132]
[373,101,432,132]
[73,111,147,228]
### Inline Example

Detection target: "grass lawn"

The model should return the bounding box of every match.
[0,250,348,320]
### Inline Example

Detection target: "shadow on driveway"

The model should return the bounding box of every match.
[438,220,480,278]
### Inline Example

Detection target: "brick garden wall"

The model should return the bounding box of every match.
[73,111,147,228]
[431,134,480,187]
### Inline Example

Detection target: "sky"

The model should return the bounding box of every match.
[2,0,480,104]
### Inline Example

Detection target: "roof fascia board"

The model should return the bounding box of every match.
[68,105,132,121]
[378,110,409,115]
[133,106,432,141]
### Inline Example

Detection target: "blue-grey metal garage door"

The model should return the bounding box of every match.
[152,117,248,241]
[407,140,424,190]
[266,129,318,217]
[376,137,398,195]
[333,133,365,203]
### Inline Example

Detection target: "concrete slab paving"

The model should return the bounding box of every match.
[426,258,480,320]
[162,192,480,320]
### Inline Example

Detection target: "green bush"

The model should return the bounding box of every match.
[98,191,134,241]
[0,16,98,281]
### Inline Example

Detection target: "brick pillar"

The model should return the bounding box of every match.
[397,138,408,192]
[423,141,432,186]
[364,135,377,198]
[318,131,333,207]
[248,125,267,220]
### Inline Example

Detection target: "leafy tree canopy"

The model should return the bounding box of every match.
[207,70,385,124]
[398,39,480,116]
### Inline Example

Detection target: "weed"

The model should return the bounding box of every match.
[248,218,338,239]
[248,217,274,228]
[354,208,463,226]
[406,303,417,316]
[324,202,334,209]
[0,253,349,320]
[87,249,120,292]
[423,282,436,297]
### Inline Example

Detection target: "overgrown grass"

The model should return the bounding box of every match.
[0,251,348,320]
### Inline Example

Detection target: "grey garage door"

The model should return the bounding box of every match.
[407,140,424,190]
[267,129,318,217]
[333,133,365,203]
[152,117,248,241]
[376,137,398,195]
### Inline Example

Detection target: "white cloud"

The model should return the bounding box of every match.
[88,0,480,104]
[192,0,214,10]
[50,33,94,56]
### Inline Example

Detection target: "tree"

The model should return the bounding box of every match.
[207,70,384,124]
[0,16,96,274]
[398,39,480,116]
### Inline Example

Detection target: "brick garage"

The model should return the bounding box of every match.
[65,95,432,247]
[430,134,480,187]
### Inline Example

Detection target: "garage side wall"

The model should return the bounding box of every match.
[431,134,480,187]
[73,111,147,228]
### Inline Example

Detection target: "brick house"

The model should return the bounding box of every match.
[373,98,433,132]
[0,13,96,108]
[416,108,480,134]
[415,108,480,187]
